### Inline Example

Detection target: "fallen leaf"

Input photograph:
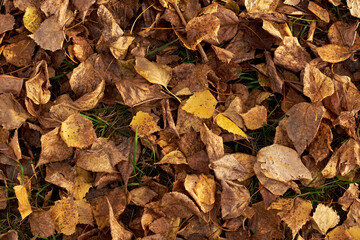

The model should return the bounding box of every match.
[308,1,330,23]
[130,186,158,207]
[308,123,333,163]
[49,197,79,235]
[200,124,224,162]
[347,0,360,18]
[255,144,312,195]
[274,37,311,72]
[262,20,291,40]
[60,113,96,149]
[31,16,64,51]
[23,7,42,33]
[73,0,96,11]
[212,45,234,63]
[0,93,29,130]
[317,44,352,63]
[184,174,216,213]
[225,29,256,63]
[0,14,15,34]
[29,211,56,238]
[0,188,8,210]
[348,226,360,239]
[45,162,75,193]
[130,111,161,138]
[156,150,187,165]
[338,183,359,211]
[177,216,221,239]
[245,0,280,13]
[0,230,18,240]
[303,64,334,102]
[73,167,92,200]
[220,180,250,219]
[0,75,23,97]
[97,4,124,43]
[107,198,133,240]
[286,102,325,154]
[215,114,247,138]
[240,105,267,130]
[159,192,202,219]
[74,199,93,225]
[182,90,217,119]
[14,184,32,219]
[3,38,35,67]
[135,57,172,88]
[265,50,283,93]
[326,225,354,240]
[311,204,340,235]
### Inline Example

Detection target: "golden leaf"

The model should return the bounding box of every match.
[23,7,42,33]
[182,90,217,119]
[130,111,161,137]
[317,44,352,63]
[14,185,32,219]
[215,114,247,139]
[134,57,172,88]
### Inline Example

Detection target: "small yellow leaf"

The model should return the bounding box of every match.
[23,7,42,33]
[130,111,160,137]
[317,44,352,63]
[14,185,32,219]
[182,90,217,119]
[215,114,247,139]
[156,150,187,165]
[134,57,172,87]
[73,167,92,200]
[49,198,79,235]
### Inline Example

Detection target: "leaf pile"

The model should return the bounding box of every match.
[1,0,360,239]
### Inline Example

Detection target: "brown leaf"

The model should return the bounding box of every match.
[0,230,18,240]
[31,16,64,51]
[317,44,352,63]
[338,183,359,211]
[0,188,8,210]
[308,123,333,163]
[74,199,94,225]
[185,14,220,50]
[220,180,250,219]
[347,0,360,18]
[130,186,158,207]
[37,127,73,167]
[177,216,221,239]
[308,1,330,23]
[303,64,334,102]
[212,45,234,63]
[184,174,216,213]
[262,20,291,40]
[156,150,187,165]
[159,192,202,219]
[274,37,311,72]
[0,14,14,34]
[286,102,325,154]
[97,5,124,43]
[311,204,340,235]
[73,0,96,11]
[49,197,79,235]
[29,211,56,238]
[60,113,96,149]
[3,38,35,67]
[328,21,359,47]
[265,50,284,93]
[245,0,280,13]
[0,75,23,97]
[45,162,76,192]
[0,93,29,130]
[25,61,52,105]
[107,198,133,240]
[135,57,172,88]
[200,124,224,162]
[225,29,256,63]
[14,184,32,219]
[240,105,267,130]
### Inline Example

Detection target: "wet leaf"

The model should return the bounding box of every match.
[317,44,352,63]
[182,90,217,119]
[14,184,32,219]
[130,111,161,138]
[311,204,340,235]
[60,113,96,149]
[303,64,334,102]
[135,57,172,88]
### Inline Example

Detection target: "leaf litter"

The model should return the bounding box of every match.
[1,0,360,239]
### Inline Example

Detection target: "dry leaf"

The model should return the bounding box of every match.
[245,0,280,13]
[0,75,23,97]
[326,225,354,240]
[130,186,158,207]
[286,102,325,154]
[225,29,256,63]
[262,20,291,40]
[240,105,267,130]
[97,5,124,43]
[220,180,250,219]
[212,45,234,63]
[0,93,29,130]
[0,188,8,210]
[3,38,35,67]
[200,124,224,162]
[338,183,359,211]
[0,230,18,240]
[303,64,334,102]
[274,37,311,72]
[37,127,73,167]
[130,111,161,138]
[308,2,330,23]
[107,198,133,240]
[0,14,15,34]
[159,192,202,219]
[135,57,172,88]
[49,197,79,235]
[60,113,96,149]
[317,44,352,63]
[45,162,75,193]
[184,174,216,213]
[215,114,247,139]
[182,90,217,119]
[31,16,64,51]
[73,0,96,11]
[156,150,187,165]
[311,204,340,235]
[265,50,283,93]
[73,167,92,200]
[29,211,56,238]
[23,7,42,33]
[14,184,32,219]
[347,0,360,18]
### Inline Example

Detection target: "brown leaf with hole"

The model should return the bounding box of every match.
[3,38,35,67]
[25,61,52,105]
[0,14,14,34]
[31,16,64,51]
[185,14,220,50]
[311,204,340,235]
[60,113,96,149]
[49,197,79,235]
[29,211,56,238]
[45,162,75,193]
[184,174,216,213]
[14,184,32,219]
[317,44,352,63]
[37,127,73,167]
[303,64,334,102]
[107,198,133,240]
[135,57,172,88]
[274,37,311,72]
[0,93,29,130]
[0,75,23,97]
[240,105,267,130]
[286,102,325,155]
[308,2,330,23]
[200,124,224,162]
[220,180,250,219]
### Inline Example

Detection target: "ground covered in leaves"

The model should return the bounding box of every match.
[1,0,360,239]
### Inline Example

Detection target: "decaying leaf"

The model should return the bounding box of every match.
[107,198,133,240]
[49,197,79,235]
[29,211,56,238]
[3,38,35,67]
[60,113,96,149]
[135,57,172,88]
[14,184,32,219]
[286,102,325,154]
[182,90,217,119]
[130,111,161,138]
[0,93,29,130]
[311,204,340,235]
[221,180,250,219]
[303,64,334,102]
[316,44,352,63]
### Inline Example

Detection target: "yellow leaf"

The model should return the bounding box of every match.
[23,7,42,33]
[130,111,160,137]
[134,57,172,87]
[49,198,79,235]
[317,44,352,63]
[156,150,187,165]
[73,167,92,200]
[182,90,217,119]
[348,226,360,240]
[215,114,247,139]
[14,185,32,219]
